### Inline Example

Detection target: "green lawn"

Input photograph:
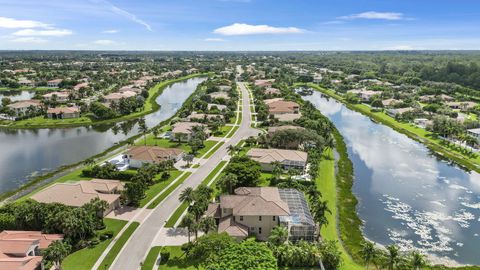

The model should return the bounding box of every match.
[140,170,183,207]
[148,172,192,209]
[226,125,240,138]
[216,125,233,136]
[100,222,140,269]
[202,141,224,159]
[159,246,199,270]
[317,150,364,270]
[62,219,127,270]
[164,160,228,227]
[164,202,189,228]
[142,246,162,270]
[259,172,273,187]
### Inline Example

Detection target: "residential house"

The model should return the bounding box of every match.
[42,91,69,103]
[382,98,400,107]
[254,79,275,88]
[0,230,63,270]
[170,122,210,142]
[247,148,308,172]
[446,101,476,111]
[267,125,305,137]
[47,79,63,88]
[125,146,184,168]
[18,79,35,87]
[205,187,315,242]
[187,112,222,122]
[73,82,89,91]
[265,87,281,95]
[386,107,415,117]
[46,107,80,119]
[7,100,42,116]
[414,118,433,129]
[31,179,124,216]
[312,73,322,83]
[265,98,302,121]
[218,85,232,92]
[208,92,230,100]
[103,91,137,104]
[207,103,227,111]
[467,128,480,143]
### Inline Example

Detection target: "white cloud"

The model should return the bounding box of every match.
[339,11,405,21]
[386,45,416,50]
[90,0,152,31]
[213,23,305,36]
[204,38,225,42]
[10,37,48,43]
[94,39,116,45]
[103,29,119,34]
[13,29,73,37]
[0,17,51,29]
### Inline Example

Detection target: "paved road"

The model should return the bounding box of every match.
[109,82,257,270]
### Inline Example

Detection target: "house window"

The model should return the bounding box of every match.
[250,227,255,231]
[259,216,262,221]
[273,216,276,221]
[240,216,243,221]
[259,227,262,234]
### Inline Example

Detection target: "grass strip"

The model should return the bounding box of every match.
[203,142,224,159]
[62,219,127,270]
[147,172,192,209]
[100,222,140,269]
[140,170,182,207]
[141,246,162,270]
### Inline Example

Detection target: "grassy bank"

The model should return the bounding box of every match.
[100,221,140,269]
[4,73,208,129]
[142,246,162,270]
[62,218,127,270]
[304,83,480,173]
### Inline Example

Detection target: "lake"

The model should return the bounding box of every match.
[0,90,36,102]
[0,77,205,195]
[303,92,480,265]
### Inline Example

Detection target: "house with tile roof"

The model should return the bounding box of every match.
[31,179,123,216]
[0,230,63,270]
[125,146,184,168]
[170,122,210,142]
[205,187,316,242]
[246,148,308,172]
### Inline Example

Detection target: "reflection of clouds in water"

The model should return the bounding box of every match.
[303,94,342,116]
[304,93,480,264]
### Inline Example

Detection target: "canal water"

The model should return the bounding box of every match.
[0,77,205,195]
[0,90,36,102]
[303,92,480,265]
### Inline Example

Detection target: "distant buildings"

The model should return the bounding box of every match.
[47,79,63,88]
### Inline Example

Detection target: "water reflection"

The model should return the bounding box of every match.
[304,92,480,265]
[0,77,205,194]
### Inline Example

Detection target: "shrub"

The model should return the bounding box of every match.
[160,251,170,263]
[99,230,114,240]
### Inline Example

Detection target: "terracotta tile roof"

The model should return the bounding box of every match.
[47,106,80,114]
[247,148,307,165]
[31,180,122,207]
[0,256,42,270]
[7,100,42,109]
[265,99,300,114]
[126,146,183,163]
[0,231,63,249]
[205,203,221,218]
[219,187,290,216]
[218,216,248,237]
[42,91,69,99]
[267,125,305,134]
[172,122,207,134]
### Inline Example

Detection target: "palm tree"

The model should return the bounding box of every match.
[311,199,331,235]
[43,240,71,270]
[182,154,194,167]
[83,158,95,167]
[268,226,289,245]
[152,127,160,145]
[179,187,195,204]
[216,173,238,194]
[386,244,400,270]
[199,216,217,234]
[360,241,375,270]
[410,250,426,270]
[138,117,148,146]
[179,213,195,243]
[271,161,283,180]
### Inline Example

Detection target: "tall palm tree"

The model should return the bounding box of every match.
[216,173,238,194]
[410,250,426,270]
[268,226,289,245]
[199,216,217,234]
[386,244,400,270]
[360,241,375,270]
[179,187,195,204]
[311,199,331,235]
[179,213,195,243]
[152,127,159,145]
[43,240,71,270]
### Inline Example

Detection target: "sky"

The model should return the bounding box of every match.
[0,0,480,51]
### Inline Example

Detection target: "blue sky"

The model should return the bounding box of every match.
[0,0,479,50]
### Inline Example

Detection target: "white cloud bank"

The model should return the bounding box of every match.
[0,17,51,29]
[94,39,116,45]
[213,23,304,36]
[13,29,73,37]
[339,11,405,20]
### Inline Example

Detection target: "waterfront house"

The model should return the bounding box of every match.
[42,91,70,103]
[125,146,184,168]
[207,103,227,111]
[265,98,300,114]
[205,187,316,242]
[47,79,63,88]
[208,92,230,100]
[18,79,35,87]
[265,87,281,95]
[254,79,275,88]
[103,91,137,103]
[7,100,42,116]
[386,107,415,117]
[46,106,80,119]
[31,179,124,216]
[170,122,210,142]
[267,125,305,137]
[246,148,308,172]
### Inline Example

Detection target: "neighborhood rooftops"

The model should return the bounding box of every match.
[247,148,307,166]
[7,100,42,109]
[46,106,80,114]
[172,122,207,134]
[220,187,290,216]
